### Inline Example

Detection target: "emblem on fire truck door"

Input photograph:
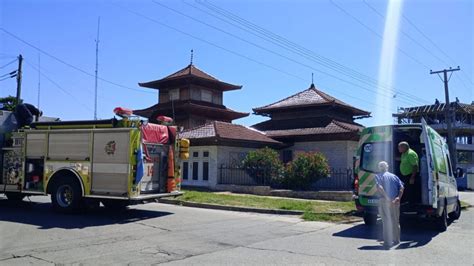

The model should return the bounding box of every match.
[105,141,116,155]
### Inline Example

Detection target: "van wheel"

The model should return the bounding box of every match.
[436,206,448,232]
[448,199,461,220]
[5,192,25,201]
[51,176,83,213]
[102,200,129,210]
[363,212,377,226]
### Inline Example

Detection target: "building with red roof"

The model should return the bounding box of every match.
[134,63,248,129]
[253,83,370,170]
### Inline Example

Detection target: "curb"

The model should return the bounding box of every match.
[158,198,304,216]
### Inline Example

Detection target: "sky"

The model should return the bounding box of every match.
[0,0,472,127]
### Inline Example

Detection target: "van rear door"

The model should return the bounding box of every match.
[421,119,438,208]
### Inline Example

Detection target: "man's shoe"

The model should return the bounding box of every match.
[392,240,400,246]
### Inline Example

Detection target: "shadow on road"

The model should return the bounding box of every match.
[0,198,173,230]
[333,219,443,250]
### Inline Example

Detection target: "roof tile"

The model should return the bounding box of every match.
[253,84,370,115]
[262,119,363,137]
[179,121,280,144]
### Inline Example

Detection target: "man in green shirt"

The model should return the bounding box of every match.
[398,141,419,203]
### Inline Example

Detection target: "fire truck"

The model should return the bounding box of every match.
[0,106,189,212]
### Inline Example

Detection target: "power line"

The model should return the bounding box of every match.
[24,58,117,103]
[0,28,155,94]
[401,10,473,86]
[0,70,16,78]
[115,3,394,114]
[113,3,307,82]
[0,58,17,69]
[190,0,429,105]
[155,0,420,106]
[24,60,94,112]
[329,0,430,71]
[362,0,472,92]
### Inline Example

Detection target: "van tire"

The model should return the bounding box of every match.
[50,176,83,213]
[5,192,25,201]
[448,199,461,221]
[363,212,377,226]
[436,205,448,232]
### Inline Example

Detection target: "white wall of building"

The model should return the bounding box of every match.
[181,145,259,188]
[289,140,358,170]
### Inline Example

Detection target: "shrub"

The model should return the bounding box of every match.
[242,147,285,186]
[285,152,330,190]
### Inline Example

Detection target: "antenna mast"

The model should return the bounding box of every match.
[37,53,41,109]
[94,17,101,120]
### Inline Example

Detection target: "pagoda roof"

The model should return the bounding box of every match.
[139,64,242,91]
[134,100,249,121]
[253,84,370,116]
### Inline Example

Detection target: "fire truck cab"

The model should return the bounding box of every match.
[0,107,185,212]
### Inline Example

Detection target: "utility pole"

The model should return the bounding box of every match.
[16,54,23,104]
[430,66,460,170]
[94,17,101,120]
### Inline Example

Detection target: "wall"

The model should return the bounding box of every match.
[181,146,218,188]
[288,140,358,170]
[181,145,260,188]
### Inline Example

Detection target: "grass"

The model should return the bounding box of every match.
[176,190,358,222]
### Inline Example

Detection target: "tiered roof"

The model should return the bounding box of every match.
[253,84,370,116]
[139,64,242,91]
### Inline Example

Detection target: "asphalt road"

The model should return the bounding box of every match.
[0,192,473,265]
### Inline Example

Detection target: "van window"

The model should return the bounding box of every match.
[361,142,392,173]
[446,154,453,177]
[432,143,447,174]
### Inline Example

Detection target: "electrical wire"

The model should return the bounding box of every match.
[155,0,419,106]
[24,60,95,112]
[0,28,155,94]
[115,3,396,114]
[192,0,430,105]
[113,3,308,82]
[0,70,16,78]
[329,0,430,69]
[0,58,17,69]
[362,0,472,92]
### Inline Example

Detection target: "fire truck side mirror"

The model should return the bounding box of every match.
[178,138,190,160]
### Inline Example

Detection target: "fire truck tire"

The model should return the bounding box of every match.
[101,200,129,210]
[51,176,83,213]
[5,192,25,201]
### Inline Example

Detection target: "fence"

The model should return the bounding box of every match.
[217,165,353,190]
[312,168,353,191]
[218,165,268,186]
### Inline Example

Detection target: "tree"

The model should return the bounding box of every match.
[285,152,330,190]
[0,96,22,111]
[242,147,285,186]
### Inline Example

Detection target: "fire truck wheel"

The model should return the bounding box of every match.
[101,200,129,210]
[5,192,25,201]
[51,176,83,213]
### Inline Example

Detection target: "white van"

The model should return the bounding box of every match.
[353,120,463,231]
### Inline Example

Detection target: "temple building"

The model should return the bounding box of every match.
[253,83,371,169]
[134,63,248,129]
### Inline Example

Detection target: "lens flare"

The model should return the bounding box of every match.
[374,0,404,125]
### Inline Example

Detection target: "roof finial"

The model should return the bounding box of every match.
[311,73,314,87]
[190,49,194,65]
